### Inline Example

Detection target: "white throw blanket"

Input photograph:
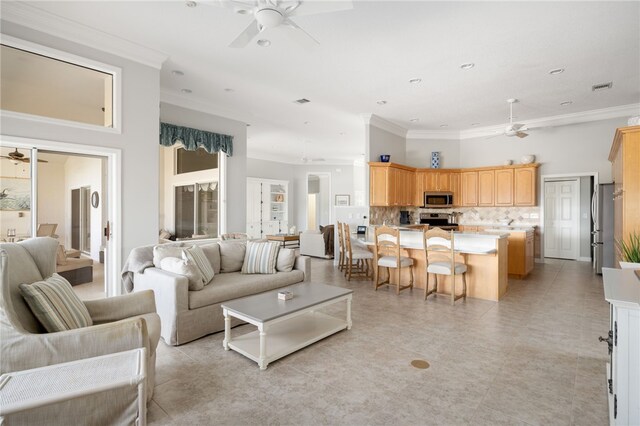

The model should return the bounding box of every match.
[121,245,155,293]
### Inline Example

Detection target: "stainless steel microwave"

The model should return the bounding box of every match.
[424,192,454,208]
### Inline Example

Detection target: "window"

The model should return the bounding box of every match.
[174,182,218,239]
[176,147,218,174]
[0,38,118,130]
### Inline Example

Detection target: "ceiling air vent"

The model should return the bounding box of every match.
[294,98,310,104]
[592,82,613,91]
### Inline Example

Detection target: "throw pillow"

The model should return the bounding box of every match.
[56,244,67,266]
[160,257,204,291]
[200,243,221,274]
[219,241,247,273]
[152,243,184,268]
[19,274,93,332]
[276,248,296,272]
[241,241,280,274]
[183,245,215,285]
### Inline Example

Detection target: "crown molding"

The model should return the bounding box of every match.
[160,89,250,125]
[248,151,355,166]
[362,114,408,138]
[1,2,168,69]
[407,103,640,140]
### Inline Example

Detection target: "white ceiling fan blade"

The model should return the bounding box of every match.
[287,0,353,17]
[515,132,529,138]
[283,18,319,45]
[229,19,261,48]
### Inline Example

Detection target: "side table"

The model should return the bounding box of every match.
[0,348,147,425]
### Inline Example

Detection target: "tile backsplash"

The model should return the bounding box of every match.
[369,206,540,227]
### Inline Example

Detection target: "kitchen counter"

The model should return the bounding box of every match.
[460,223,537,231]
[357,229,506,254]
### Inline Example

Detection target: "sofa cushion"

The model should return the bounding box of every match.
[188,270,305,309]
[219,241,246,273]
[200,243,221,274]
[241,241,280,274]
[19,274,93,332]
[183,245,215,284]
[276,248,296,272]
[160,257,204,291]
[152,243,184,268]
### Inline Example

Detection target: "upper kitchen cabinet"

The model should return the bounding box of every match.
[369,162,416,207]
[461,171,479,206]
[514,166,538,206]
[478,170,495,206]
[494,169,514,206]
[608,126,640,265]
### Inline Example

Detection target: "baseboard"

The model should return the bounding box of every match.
[577,257,592,262]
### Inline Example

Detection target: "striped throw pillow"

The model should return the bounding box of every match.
[183,245,215,285]
[241,241,280,274]
[19,274,93,332]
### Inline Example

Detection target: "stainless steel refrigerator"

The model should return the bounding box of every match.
[592,183,615,274]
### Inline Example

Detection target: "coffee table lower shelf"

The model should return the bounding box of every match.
[226,312,348,369]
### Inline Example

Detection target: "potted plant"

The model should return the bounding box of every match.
[619,231,640,269]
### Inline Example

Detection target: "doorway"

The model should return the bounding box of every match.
[544,179,580,259]
[306,173,331,231]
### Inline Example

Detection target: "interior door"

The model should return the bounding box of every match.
[544,179,580,259]
[71,188,80,250]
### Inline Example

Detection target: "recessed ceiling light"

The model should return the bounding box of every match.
[439,124,448,128]
[409,118,419,122]
[460,63,475,70]
[171,70,184,76]
[409,78,422,84]
[181,88,192,94]
[471,123,480,126]
[235,8,250,14]
[376,100,387,105]
[304,121,310,125]
[224,88,234,92]
[257,39,271,47]
[560,101,573,106]
[549,68,565,75]
[185,1,197,7]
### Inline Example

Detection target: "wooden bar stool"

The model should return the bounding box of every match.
[423,227,467,305]
[336,221,346,273]
[373,226,414,294]
[343,224,373,280]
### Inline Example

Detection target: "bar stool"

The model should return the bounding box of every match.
[423,227,467,305]
[343,224,373,280]
[336,221,346,272]
[373,226,414,294]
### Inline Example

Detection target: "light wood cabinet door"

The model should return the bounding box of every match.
[494,169,514,206]
[514,167,537,206]
[451,173,461,206]
[437,172,451,191]
[415,171,425,206]
[461,171,478,206]
[478,170,495,206]
[389,167,400,206]
[369,166,389,206]
[405,170,415,206]
[424,171,437,191]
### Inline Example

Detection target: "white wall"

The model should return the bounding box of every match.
[0,21,161,263]
[405,138,460,169]
[368,125,406,164]
[459,117,627,183]
[64,156,103,261]
[38,160,66,242]
[160,103,247,234]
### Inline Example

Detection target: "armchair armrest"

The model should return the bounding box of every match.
[133,268,189,345]
[294,255,311,282]
[1,317,149,374]
[84,290,156,324]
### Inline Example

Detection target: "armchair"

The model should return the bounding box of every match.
[0,237,160,401]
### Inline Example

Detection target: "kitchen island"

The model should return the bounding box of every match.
[357,228,509,301]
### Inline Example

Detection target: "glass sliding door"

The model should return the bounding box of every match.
[196,182,218,237]
[175,185,195,239]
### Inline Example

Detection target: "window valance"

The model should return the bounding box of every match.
[160,122,233,156]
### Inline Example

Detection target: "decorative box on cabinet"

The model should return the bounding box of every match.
[608,126,640,266]
[602,268,640,426]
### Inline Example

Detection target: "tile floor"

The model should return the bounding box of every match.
[148,258,610,426]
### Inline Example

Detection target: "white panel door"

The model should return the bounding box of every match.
[544,180,580,259]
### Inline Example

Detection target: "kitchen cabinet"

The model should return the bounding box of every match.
[369,163,415,207]
[460,171,479,206]
[609,126,640,266]
[450,173,461,207]
[514,167,537,206]
[494,169,514,206]
[506,230,534,278]
[478,170,495,206]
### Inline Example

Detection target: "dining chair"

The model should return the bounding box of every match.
[422,227,467,305]
[336,221,346,272]
[373,226,414,294]
[343,224,373,281]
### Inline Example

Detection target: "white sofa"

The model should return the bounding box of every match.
[130,240,310,346]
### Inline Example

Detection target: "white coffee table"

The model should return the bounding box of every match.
[222,283,353,370]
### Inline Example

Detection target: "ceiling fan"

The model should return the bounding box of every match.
[1,149,48,164]
[502,98,529,138]
[214,0,353,48]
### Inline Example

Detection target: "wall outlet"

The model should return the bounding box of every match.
[530,213,540,219]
